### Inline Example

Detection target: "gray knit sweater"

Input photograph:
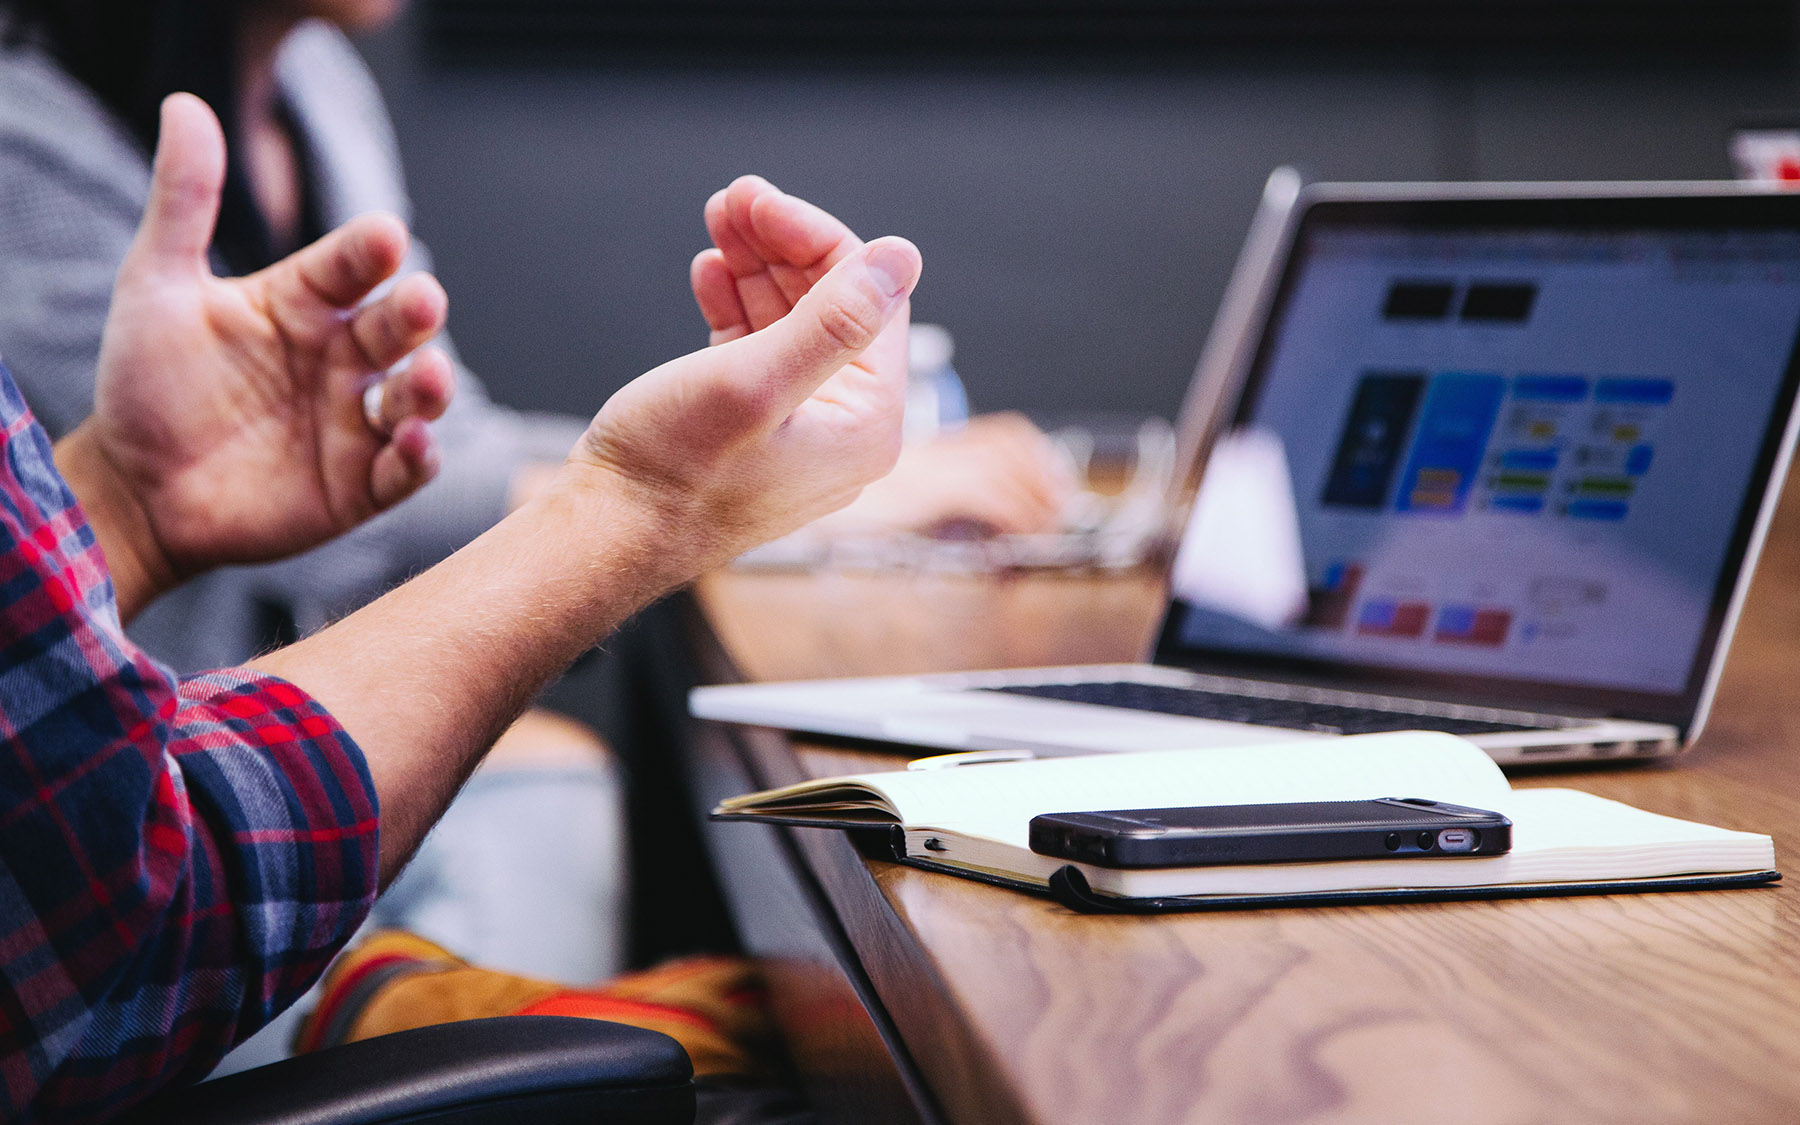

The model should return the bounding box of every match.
[0,21,587,671]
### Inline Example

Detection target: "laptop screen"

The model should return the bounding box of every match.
[1160,193,1800,726]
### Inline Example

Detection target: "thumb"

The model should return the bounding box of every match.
[718,236,921,416]
[129,93,226,275]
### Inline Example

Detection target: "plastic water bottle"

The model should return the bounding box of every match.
[906,323,970,442]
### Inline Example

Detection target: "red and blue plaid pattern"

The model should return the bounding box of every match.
[0,364,380,1122]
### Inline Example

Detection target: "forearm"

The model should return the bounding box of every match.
[249,466,689,879]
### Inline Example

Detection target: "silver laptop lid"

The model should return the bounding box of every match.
[1154,182,1800,736]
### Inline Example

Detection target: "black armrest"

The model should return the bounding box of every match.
[125,1015,694,1125]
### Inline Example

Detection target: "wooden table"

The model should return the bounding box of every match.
[679,473,1800,1125]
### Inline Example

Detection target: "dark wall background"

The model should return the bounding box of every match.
[352,6,1800,425]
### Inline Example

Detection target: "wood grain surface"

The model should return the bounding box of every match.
[693,469,1800,1124]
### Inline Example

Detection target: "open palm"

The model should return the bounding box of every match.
[87,94,453,580]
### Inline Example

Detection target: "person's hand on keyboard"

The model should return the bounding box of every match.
[810,411,1076,538]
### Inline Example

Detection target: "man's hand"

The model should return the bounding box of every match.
[257,193,920,874]
[564,187,922,578]
[690,176,1077,540]
[689,175,893,348]
[55,94,453,619]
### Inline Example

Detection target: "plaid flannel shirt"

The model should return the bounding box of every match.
[0,363,381,1122]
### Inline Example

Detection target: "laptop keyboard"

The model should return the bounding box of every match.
[980,681,1550,737]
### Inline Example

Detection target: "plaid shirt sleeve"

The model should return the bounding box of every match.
[0,364,382,1123]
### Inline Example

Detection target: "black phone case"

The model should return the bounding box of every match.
[1029,798,1513,868]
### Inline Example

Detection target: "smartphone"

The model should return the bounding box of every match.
[1028,798,1512,868]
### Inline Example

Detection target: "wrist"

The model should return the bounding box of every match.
[506,461,562,513]
[53,423,181,621]
[539,459,721,598]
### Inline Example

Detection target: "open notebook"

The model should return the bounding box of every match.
[712,733,1777,912]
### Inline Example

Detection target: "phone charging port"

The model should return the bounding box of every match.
[1436,828,1478,853]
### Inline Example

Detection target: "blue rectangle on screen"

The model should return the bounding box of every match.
[1625,444,1654,475]
[1490,495,1545,513]
[1500,449,1558,472]
[1436,605,1476,635]
[1594,378,1675,405]
[1512,375,1587,402]
[1358,601,1397,629]
[1395,373,1506,515]
[1567,500,1629,521]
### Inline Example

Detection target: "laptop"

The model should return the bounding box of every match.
[692,180,1800,765]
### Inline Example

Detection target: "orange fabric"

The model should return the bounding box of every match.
[297,931,774,1077]
[293,930,464,1054]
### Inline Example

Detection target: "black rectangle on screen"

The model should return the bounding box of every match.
[1461,282,1537,322]
[1382,281,1457,320]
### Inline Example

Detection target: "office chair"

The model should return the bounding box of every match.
[122,1015,695,1124]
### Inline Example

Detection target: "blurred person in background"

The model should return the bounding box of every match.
[0,0,1070,1071]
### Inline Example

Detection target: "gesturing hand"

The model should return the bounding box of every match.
[690,177,1076,540]
[56,94,454,618]
[565,184,921,578]
[689,175,904,362]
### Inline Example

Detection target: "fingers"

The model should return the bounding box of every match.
[691,249,750,344]
[130,93,227,277]
[278,212,412,310]
[363,345,452,513]
[717,236,921,417]
[368,347,455,433]
[884,415,1073,535]
[368,416,441,509]
[741,189,861,316]
[746,189,860,279]
[948,469,1062,535]
[703,176,864,333]
[350,271,448,370]
[707,176,859,277]
[706,185,801,333]
[965,413,1080,516]
[703,176,779,277]
[932,491,1046,537]
[978,471,1068,534]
